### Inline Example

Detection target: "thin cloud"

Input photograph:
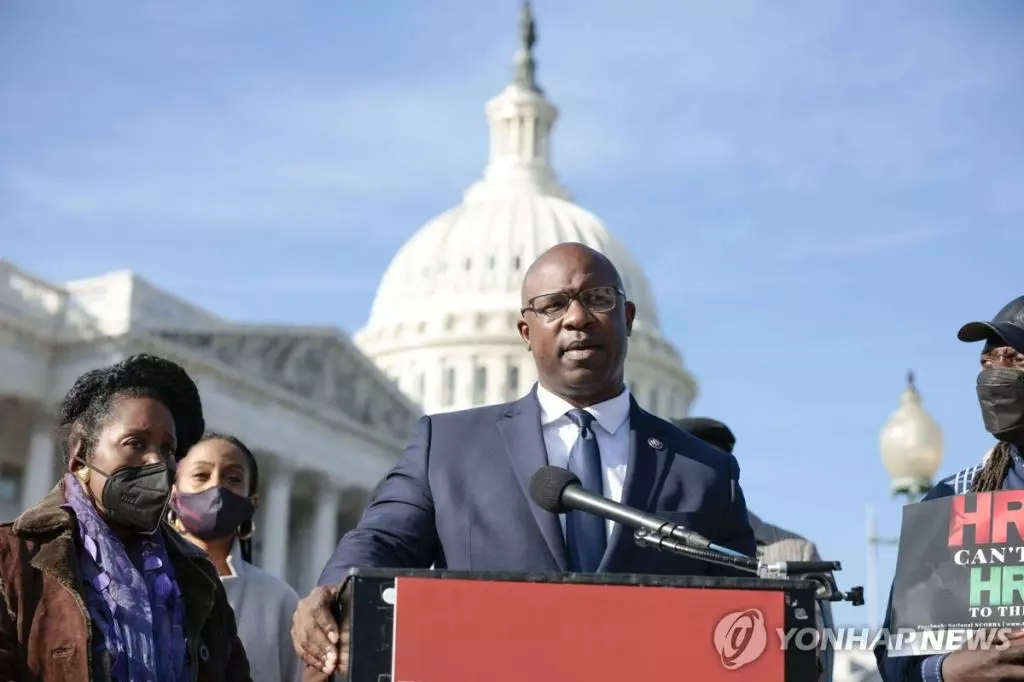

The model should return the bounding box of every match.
[1,0,1020,312]
[0,28,511,235]
[1,78,489,235]
[780,227,945,262]
[189,274,376,296]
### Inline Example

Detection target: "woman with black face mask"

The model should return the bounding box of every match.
[875,296,1024,682]
[0,354,252,682]
[171,434,301,682]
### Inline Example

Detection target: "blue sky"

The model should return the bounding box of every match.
[1,0,1022,625]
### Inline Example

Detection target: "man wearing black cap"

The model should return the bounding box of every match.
[673,417,834,682]
[955,295,1024,492]
[875,296,1024,682]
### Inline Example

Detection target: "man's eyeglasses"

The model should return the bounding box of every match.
[521,286,625,321]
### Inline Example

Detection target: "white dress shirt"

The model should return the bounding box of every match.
[535,383,632,540]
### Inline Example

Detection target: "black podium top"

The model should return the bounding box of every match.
[341,566,818,593]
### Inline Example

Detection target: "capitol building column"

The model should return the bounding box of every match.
[260,463,294,580]
[305,480,341,590]
[487,354,505,405]
[20,417,57,511]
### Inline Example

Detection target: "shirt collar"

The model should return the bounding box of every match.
[983,444,1024,465]
[535,383,631,435]
[224,540,246,579]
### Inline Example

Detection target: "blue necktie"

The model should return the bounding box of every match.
[564,409,607,572]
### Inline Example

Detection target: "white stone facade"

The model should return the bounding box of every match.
[0,259,421,596]
[354,3,697,419]
[833,650,883,682]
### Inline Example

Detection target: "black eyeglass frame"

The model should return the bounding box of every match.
[520,286,627,321]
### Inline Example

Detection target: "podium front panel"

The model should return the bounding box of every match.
[339,569,819,682]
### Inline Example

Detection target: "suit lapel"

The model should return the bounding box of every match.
[599,401,672,571]
[497,388,568,570]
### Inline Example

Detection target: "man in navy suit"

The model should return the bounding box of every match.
[291,242,758,676]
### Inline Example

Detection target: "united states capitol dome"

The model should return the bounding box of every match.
[355,1,697,418]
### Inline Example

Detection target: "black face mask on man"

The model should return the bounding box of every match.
[977,367,1024,444]
[76,459,173,535]
[171,486,255,541]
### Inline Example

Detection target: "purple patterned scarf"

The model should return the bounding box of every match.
[63,473,190,682]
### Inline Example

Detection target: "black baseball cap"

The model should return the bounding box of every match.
[672,417,736,454]
[957,296,1024,355]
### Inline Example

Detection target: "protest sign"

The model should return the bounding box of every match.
[888,490,1024,657]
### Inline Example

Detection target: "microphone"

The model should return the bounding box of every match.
[528,466,861,601]
[528,465,750,559]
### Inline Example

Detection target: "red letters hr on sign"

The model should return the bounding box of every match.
[949,491,1024,546]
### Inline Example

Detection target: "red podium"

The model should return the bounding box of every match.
[333,568,820,682]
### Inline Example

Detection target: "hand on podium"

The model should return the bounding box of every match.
[940,628,1024,681]
[291,584,351,679]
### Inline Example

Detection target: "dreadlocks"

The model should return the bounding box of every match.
[58,353,205,464]
[970,441,1016,493]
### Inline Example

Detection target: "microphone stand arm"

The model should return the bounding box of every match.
[632,529,864,606]
[633,528,759,574]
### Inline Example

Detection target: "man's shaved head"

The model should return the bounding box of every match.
[516,241,635,407]
[520,243,623,306]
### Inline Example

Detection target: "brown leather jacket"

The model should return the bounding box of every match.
[0,480,252,682]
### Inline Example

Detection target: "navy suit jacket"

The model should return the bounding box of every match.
[319,387,758,585]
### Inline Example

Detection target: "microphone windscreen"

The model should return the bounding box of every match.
[529,466,579,513]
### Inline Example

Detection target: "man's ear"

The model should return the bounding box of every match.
[624,301,636,336]
[517,317,531,349]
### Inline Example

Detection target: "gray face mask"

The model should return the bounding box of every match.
[977,367,1024,445]
[171,486,254,540]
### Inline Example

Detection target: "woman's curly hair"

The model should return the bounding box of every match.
[58,353,205,463]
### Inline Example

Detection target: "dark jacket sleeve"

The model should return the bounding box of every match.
[874,478,957,682]
[0,584,17,680]
[708,453,758,577]
[318,416,438,586]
